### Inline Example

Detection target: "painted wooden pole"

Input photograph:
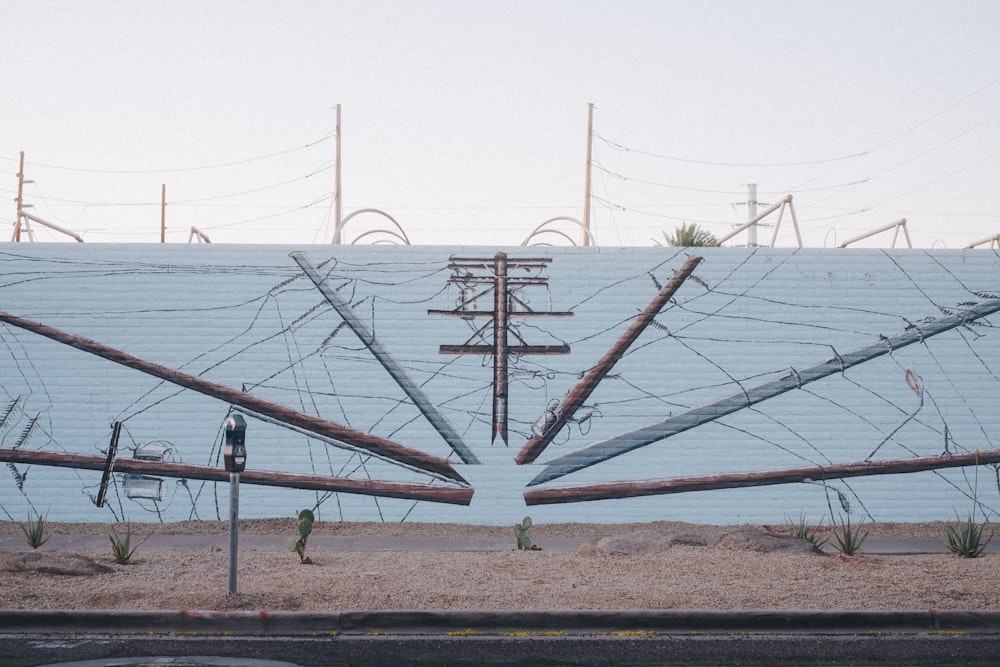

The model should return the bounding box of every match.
[524,449,1000,505]
[493,252,509,443]
[0,308,466,484]
[516,254,703,464]
[528,296,1000,487]
[291,251,479,464]
[0,448,474,505]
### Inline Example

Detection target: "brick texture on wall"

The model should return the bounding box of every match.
[0,244,998,526]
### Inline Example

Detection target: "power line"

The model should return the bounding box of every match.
[2,130,335,175]
[592,160,869,195]
[593,131,869,167]
[12,162,333,208]
[793,76,1000,194]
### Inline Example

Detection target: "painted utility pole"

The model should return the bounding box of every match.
[0,308,466,484]
[527,296,1000,486]
[0,447,475,504]
[493,252,510,441]
[429,253,573,444]
[516,255,703,464]
[292,251,479,464]
[524,449,1000,505]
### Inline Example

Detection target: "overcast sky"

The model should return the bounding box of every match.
[2,2,998,248]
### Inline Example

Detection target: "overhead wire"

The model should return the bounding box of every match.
[13,130,336,175]
[4,128,338,241]
[792,76,1000,196]
[592,159,869,196]
[594,131,870,167]
[592,76,1000,241]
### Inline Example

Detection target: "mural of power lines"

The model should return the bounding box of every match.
[0,244,998,526]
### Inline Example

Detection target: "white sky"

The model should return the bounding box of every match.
[2,1,999,248]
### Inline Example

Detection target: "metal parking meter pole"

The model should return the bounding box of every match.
[228,469,240,597]
[223,414,247,598]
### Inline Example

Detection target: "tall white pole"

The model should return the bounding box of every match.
[332,104,343,244]
[581,103,593,247]
[160,184,166,243]
[747,183,758,247]
[14,152,25,242]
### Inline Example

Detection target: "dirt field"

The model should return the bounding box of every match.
[0,519,997,612]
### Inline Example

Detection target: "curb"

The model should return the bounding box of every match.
[2,609,999,637]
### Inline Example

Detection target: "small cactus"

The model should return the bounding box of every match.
[288,509,315,564]
[514,516,533,550]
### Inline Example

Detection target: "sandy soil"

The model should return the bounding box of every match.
[0,519,997,612]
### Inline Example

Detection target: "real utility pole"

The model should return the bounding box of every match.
[581,103,594,247]
[160,184,166,243]
[332,104,343,244]
[10,152,83,242]
[747,183,758,247]
[13,152,29,242]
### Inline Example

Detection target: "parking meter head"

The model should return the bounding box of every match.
[223,414,247,472]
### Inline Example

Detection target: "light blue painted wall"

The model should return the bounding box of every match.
[1,244,998,525]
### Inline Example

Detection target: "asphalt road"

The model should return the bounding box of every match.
[7,631,1000,666]
[3,609,999,666]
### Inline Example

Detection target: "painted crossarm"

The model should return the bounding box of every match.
[0,448,473,505]
[0,309,467,485]
[428,310,575,318]
[516,255,704,465]
[528,297,1000,487]
[290,251,480,465]
[524,449,1000,505]
[439,345,571,354]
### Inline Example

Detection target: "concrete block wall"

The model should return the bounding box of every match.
[0,243,998,526]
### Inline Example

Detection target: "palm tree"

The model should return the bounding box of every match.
[662,223,717,247]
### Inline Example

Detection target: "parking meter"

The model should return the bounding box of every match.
[223,414,247,472]
[223,413,246,598]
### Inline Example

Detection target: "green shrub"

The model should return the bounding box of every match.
[946,515,993,558]
[832,514,867,556]
[20,509,49,549]
[109,523,151,565]
[946,449,993,558]
[787,512,827,548]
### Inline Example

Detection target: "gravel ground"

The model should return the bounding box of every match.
[0,519,997,612]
